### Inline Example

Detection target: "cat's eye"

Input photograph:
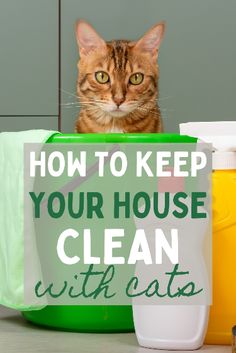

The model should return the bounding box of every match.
[95,71,110,84]
[129,73,144,85]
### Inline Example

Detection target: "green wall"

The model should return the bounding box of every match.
[0,0,235,132]
[0,0,59,131]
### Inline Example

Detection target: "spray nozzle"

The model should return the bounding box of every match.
[180,122,236,169]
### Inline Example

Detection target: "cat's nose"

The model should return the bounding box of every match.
[113,96,125,107]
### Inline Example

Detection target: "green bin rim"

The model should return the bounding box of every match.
[47,133,197,144]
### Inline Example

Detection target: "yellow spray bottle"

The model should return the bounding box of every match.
[180,121,236,345]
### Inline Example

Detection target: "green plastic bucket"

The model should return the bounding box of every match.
[22,133,196,332]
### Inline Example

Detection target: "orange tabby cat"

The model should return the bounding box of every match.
[75,20,165,133]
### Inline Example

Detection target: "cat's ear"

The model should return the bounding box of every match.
[134,22,165,57]
[75,20,106,56]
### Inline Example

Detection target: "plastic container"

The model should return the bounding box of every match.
[205,169,236,344]
[134,306,209,350]
[22,133,196,332]
[133,192,209,350]
[180,122,236,345]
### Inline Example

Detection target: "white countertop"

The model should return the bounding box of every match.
[0,306,231,353]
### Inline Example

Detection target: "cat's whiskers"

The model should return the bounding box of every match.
[60,103,95,111]
[61,99,107,111]
[61,88,110,108]
[62,95,171,121]
[61,88,79,100]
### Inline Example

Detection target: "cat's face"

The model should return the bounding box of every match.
[76,21,165,118]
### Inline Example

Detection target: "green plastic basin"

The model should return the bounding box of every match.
[22,133,196,332]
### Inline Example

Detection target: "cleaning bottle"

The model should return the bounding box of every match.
[180,121,236,345]
[133,162,210,350]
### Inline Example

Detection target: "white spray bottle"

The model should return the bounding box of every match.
[133,157,210,350]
